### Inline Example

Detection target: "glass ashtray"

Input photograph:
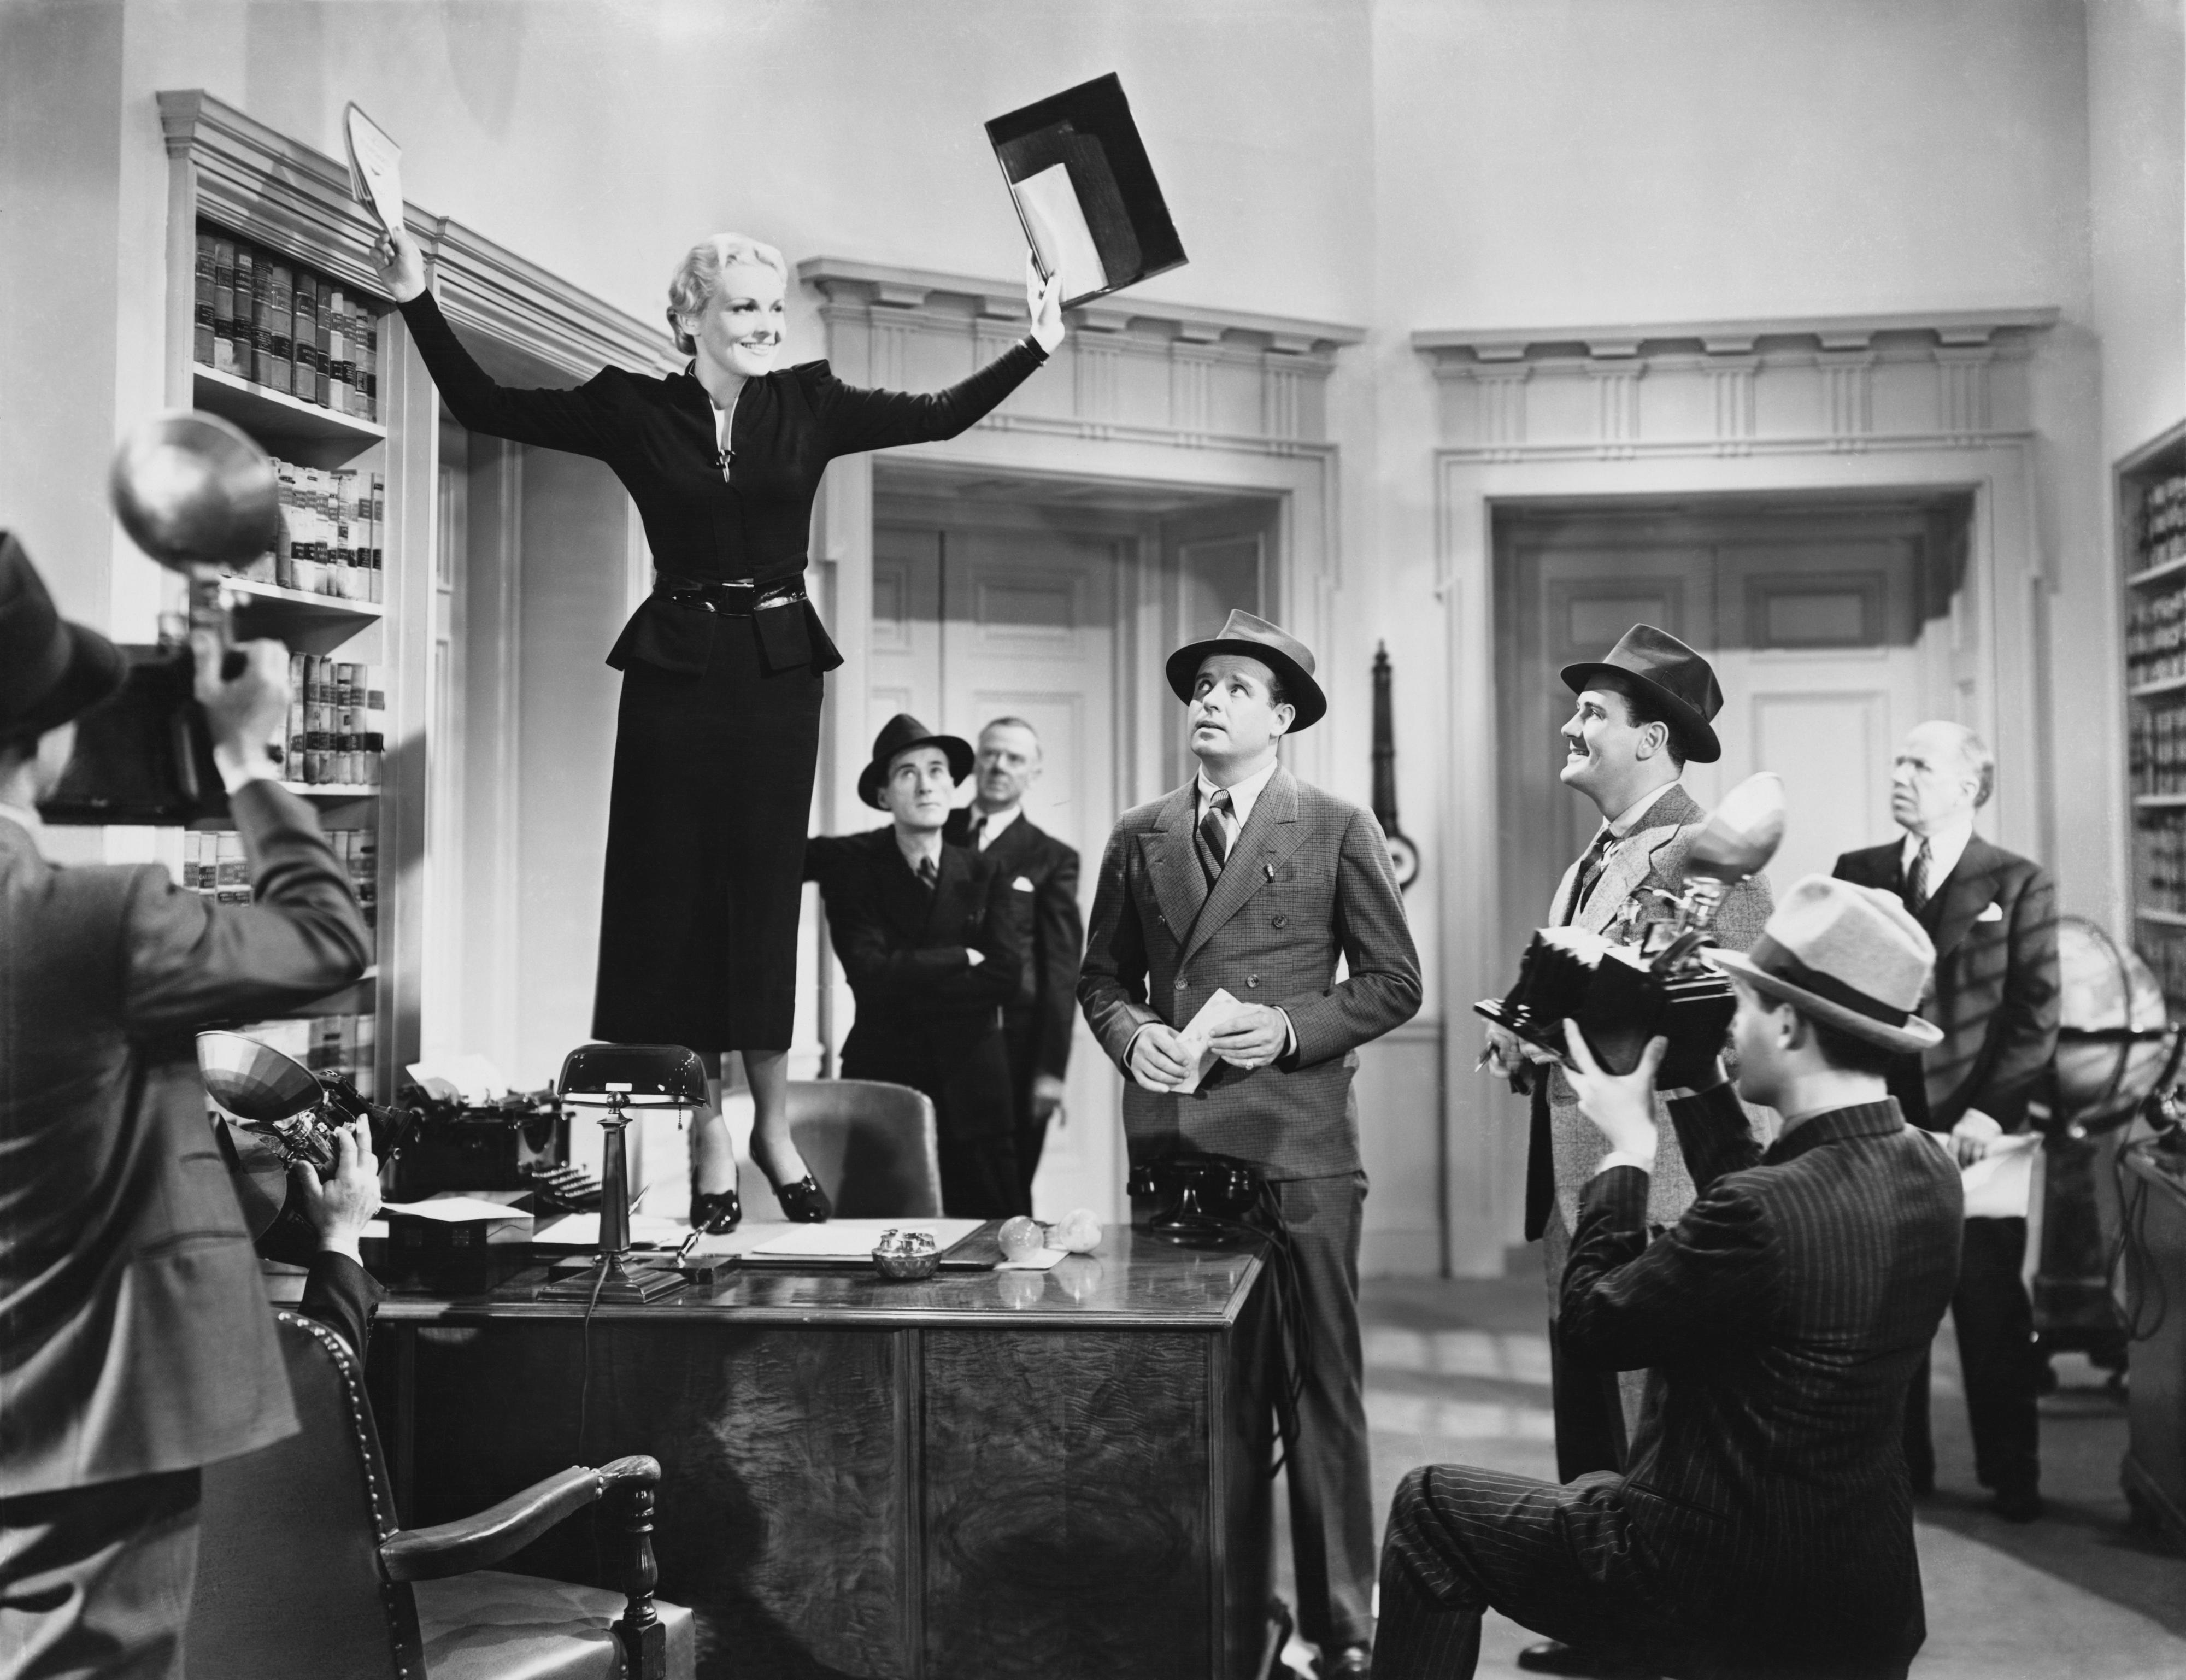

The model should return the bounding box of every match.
[872,1227,939,1280]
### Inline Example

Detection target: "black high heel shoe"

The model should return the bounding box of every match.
[689,1180,741,1236]
[756,1156,831,1223]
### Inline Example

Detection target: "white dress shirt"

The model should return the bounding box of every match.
[1901,816,1975,893]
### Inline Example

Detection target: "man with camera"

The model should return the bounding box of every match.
[1080,610,1420,1679]
[1377,876,1962,1680]
[0,536,372,1678]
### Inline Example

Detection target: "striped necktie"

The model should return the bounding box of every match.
[1197,789,1233,885]
[1905,838,1933,914]
[1563,828,1615,925]
[967,814,986,851]
[916,855,937,895]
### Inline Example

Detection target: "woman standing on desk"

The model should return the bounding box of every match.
[375,226,1064,1230]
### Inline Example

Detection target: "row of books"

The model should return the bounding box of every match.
[2132,813,2186,915]
[2139,930,2186,1014]
[180,825,378,938]
[228,1014,378,1102]
[2125,581,2186,688]
[278,656,386,789]
[194,227,380,420]
[220,457,386,603]
[2138,471,2186,572]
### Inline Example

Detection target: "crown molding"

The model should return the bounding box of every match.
[1412,307,2060,369]
[157,89,677,382]
[797,256,1366,360]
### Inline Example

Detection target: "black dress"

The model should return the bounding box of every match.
[396,292,1048,1048]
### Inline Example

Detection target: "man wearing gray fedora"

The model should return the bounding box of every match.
[0,535,371,1678]
[1081,610,1421,1678]
[1379,877,1964,1679]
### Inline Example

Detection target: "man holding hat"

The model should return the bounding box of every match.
[1080,610,1420,1678]
[1379,876,1962,1680]
[803,714,1027,1217]
[0,535,372,1677]
[1484,627,1772,1565]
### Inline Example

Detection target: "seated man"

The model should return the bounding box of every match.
[804,715,1026,1218]
[1376,878,1962,1680]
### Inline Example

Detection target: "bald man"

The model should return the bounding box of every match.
[1834,721,2060,1522]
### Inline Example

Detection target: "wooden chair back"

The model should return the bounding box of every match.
[775,1079,943,1217]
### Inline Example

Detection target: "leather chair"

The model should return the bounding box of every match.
[186,1310,695,1679]
[738,1079,942,1219]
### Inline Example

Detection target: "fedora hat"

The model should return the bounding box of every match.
[1707,875,1943,1054]
[1561,623,1722,765]
[857,713,974,809]
[0,532,125,741]
[1165,609,1326,732]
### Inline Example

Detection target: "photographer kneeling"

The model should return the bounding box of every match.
[1375,878,1962,1680]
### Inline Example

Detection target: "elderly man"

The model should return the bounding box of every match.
[805,714,1027,1218]
[1834,721,2060,1521]
[944,718,1083,1205]
[1379,878,1962,1680]
[0,536,371,1679]
[1080,610,1420,1678]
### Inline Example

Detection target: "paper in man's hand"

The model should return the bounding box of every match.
[1172,987,1251,1094]
[344,103,404,237]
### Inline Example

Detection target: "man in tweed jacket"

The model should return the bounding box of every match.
[1081,611,1420,1678]
[1380,878,1962,1679]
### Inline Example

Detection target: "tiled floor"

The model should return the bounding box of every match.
[1272,1270,2186,1678]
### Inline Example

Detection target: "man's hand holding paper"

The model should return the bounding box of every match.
[1209,1002,1290,1070]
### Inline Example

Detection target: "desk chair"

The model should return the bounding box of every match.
[739,1079,942,1220]
[186,1311,695,1680]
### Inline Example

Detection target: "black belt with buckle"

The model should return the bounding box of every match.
[655,577,806,617]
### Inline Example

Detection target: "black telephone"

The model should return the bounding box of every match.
[1127,1150,1266,1246]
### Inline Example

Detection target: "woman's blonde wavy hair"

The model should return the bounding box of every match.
[665,233,788,355]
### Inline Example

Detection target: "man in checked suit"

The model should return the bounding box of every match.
[1080,610,1420,1679]
[1834,721,2060,1520]
[0,536,372,1679]
[1379,877,1962,1679]
[806,714,1027,1218]
[944,718,1084,1206]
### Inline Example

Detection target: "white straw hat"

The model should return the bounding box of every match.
[1706,875,1943,1054]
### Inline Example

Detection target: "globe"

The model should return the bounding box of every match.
[2053,916,2177,1131]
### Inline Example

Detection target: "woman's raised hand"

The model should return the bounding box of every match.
[374,225,427,304]
[1026,253,1065,355]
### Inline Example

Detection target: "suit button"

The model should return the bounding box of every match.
[1273,914,1288,929]
[1247,976,1260,988]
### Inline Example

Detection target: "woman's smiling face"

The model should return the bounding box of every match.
[685,261,785,379]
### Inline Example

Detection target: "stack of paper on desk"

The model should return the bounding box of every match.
[741,1218,985,1264]
[531,1213,693,1250]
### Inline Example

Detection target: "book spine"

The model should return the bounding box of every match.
[359,316,378,421]
[292,274,320,406]
[264,261,294,395]
[211,237,238,375]
[193,232,216,366]
[286,653,307,778]
[234,246,261,383]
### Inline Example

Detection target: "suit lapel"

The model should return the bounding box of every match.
[1926,836,2002,960]
[1183,769,1307,965]
[1140,783,1209,941]
[924,842,973,937]
[1576,785,1703,936]
[1835,842,1902,893]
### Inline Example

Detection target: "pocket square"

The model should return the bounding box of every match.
[1013,876,1035,891]
[1977,901,2004,923]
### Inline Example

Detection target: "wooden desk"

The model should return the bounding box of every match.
[369,1227,1277,1679]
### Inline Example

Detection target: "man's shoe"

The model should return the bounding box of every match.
[1316,1646,1372,1679]
[1515,1642,1653,1678]
[1990,1487,2045,1523]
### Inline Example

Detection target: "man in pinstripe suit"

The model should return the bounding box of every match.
[1378,878,1962,1680]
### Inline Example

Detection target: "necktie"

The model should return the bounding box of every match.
[916,855,937,894]
[1906,838,1933,914]
[1564,827,1615,925]
[967,815,986,851]
[1197,789,1233,885]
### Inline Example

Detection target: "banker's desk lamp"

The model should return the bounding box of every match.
[539,1044,709,1304]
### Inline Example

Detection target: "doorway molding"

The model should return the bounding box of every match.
[797,256,1364,826]
[1415,306,2062,1274]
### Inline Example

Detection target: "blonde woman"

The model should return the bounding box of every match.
[377,227,1063,1226]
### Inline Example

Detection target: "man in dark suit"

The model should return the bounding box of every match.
[806,714,1027,1218]
[1080,611,1420,1679]
[1378,877,1962,1680]
[944,717,1083,1206]
[0,536,372,1679]
[1834,721,2060,1520]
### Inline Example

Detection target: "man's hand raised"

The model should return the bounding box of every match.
[1561,1021,1666,1166]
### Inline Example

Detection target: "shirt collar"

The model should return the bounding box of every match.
[969,803,1023,847]
[1902,816,1975,885]
[0,801,46,858]
[1197,757,1280,828]
[1607,778,1680,839]
[893,827,943,873]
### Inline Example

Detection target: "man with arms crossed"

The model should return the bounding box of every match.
[1080,610,1420,1678]
[944,718,1083,1206]
[0,537,372,1679]
[1379,877,1962,1679]
[1834,722,2060,1520]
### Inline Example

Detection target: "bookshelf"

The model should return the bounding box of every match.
[2118,419,2186,1007]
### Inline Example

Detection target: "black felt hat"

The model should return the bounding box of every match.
[1164,610,1326,732]
[0,532,125,740]
[1560,623,1723,765]
[857,714,975,809]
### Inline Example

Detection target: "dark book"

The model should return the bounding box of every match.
[264,261,294,395]
[211,236,239,375]
[193,232,216,366]
[292,274,320,405]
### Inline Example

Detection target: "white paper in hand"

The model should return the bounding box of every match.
[344,103,404,237]
[1014,165,1108,304]
[1172,987,1252,1095]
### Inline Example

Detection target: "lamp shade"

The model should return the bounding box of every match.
[556,1043,709,1108]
